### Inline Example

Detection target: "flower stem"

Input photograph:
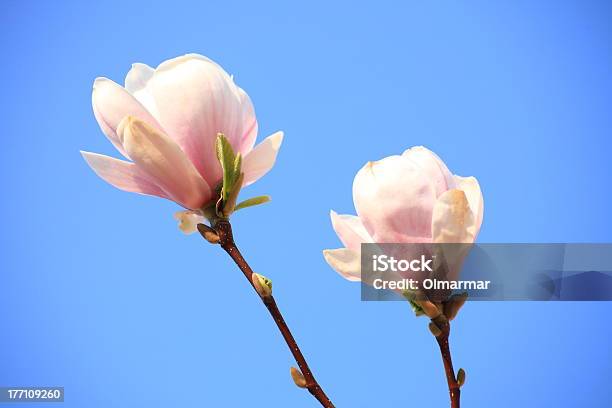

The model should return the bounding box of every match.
[432,316,461,408]
[210,219,335,408]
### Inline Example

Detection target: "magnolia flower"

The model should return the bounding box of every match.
[323,146,483,281]
[81,54,283,232]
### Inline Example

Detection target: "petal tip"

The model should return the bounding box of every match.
[270,131,284,149]
[322,248,361,282]
[322,248,332,259]
[403,145,431,156]
[80,150,97,163]
[93,77,110,89]
[155,53,215,73]
[329,210,342,227]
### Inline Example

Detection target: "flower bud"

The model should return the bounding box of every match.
[419,300,442,319]
[428,321,442,337]
[456,368,466,387]
[196,223,220,244]
[323,147,483,289]
[252,273,272,298]
[290,367,308,389]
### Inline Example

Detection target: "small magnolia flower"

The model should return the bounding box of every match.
[81,54,283,232]
[323,147,483,281]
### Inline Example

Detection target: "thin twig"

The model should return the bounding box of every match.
[432,315,460,408]
[210,219,335,408]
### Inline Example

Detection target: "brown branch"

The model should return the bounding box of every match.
[210,219,335,408]
[432,315,461,408]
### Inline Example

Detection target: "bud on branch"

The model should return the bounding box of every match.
[456,368,466,387]
[290,367,308,389]
[252,273,273,298]
[196,223,220,244]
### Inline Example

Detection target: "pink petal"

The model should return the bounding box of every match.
[236,87,258,154]
[330,211,372,251]
[242,131,284,186]
[353,155,436,243]
[92,77,162,158]
[80,151,168,198]
[402,146,455,197]
[146,54,257,187]
[119,116,212,209]
[322,249,361,282]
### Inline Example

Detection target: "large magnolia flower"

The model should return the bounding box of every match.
[323,147,483,281]
[81,54,283,231]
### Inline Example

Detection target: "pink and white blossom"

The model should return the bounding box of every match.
[323,147,483,281]
[81,54,283,232]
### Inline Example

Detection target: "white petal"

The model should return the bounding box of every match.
[323,248,362,282]
[242,131,284,186]
[430,188,477,282]
[453,175,484,237]
[124,63,160,120]
[174,210,205,234]
[91,77,161,158]
[431,189,476,243]
[402,146,456,197]
[155,53,216,71]
[353,155,436,243]
[125,63,155,93]
[81,151,168,198]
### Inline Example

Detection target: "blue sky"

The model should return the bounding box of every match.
[1,1,611,407]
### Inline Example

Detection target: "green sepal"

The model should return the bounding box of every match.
[409,299,425,316]
[215,133,241,201]
[402,290,425,316]
[232,153,242,188]
[234,195,271,212]
[221,172,244,217]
